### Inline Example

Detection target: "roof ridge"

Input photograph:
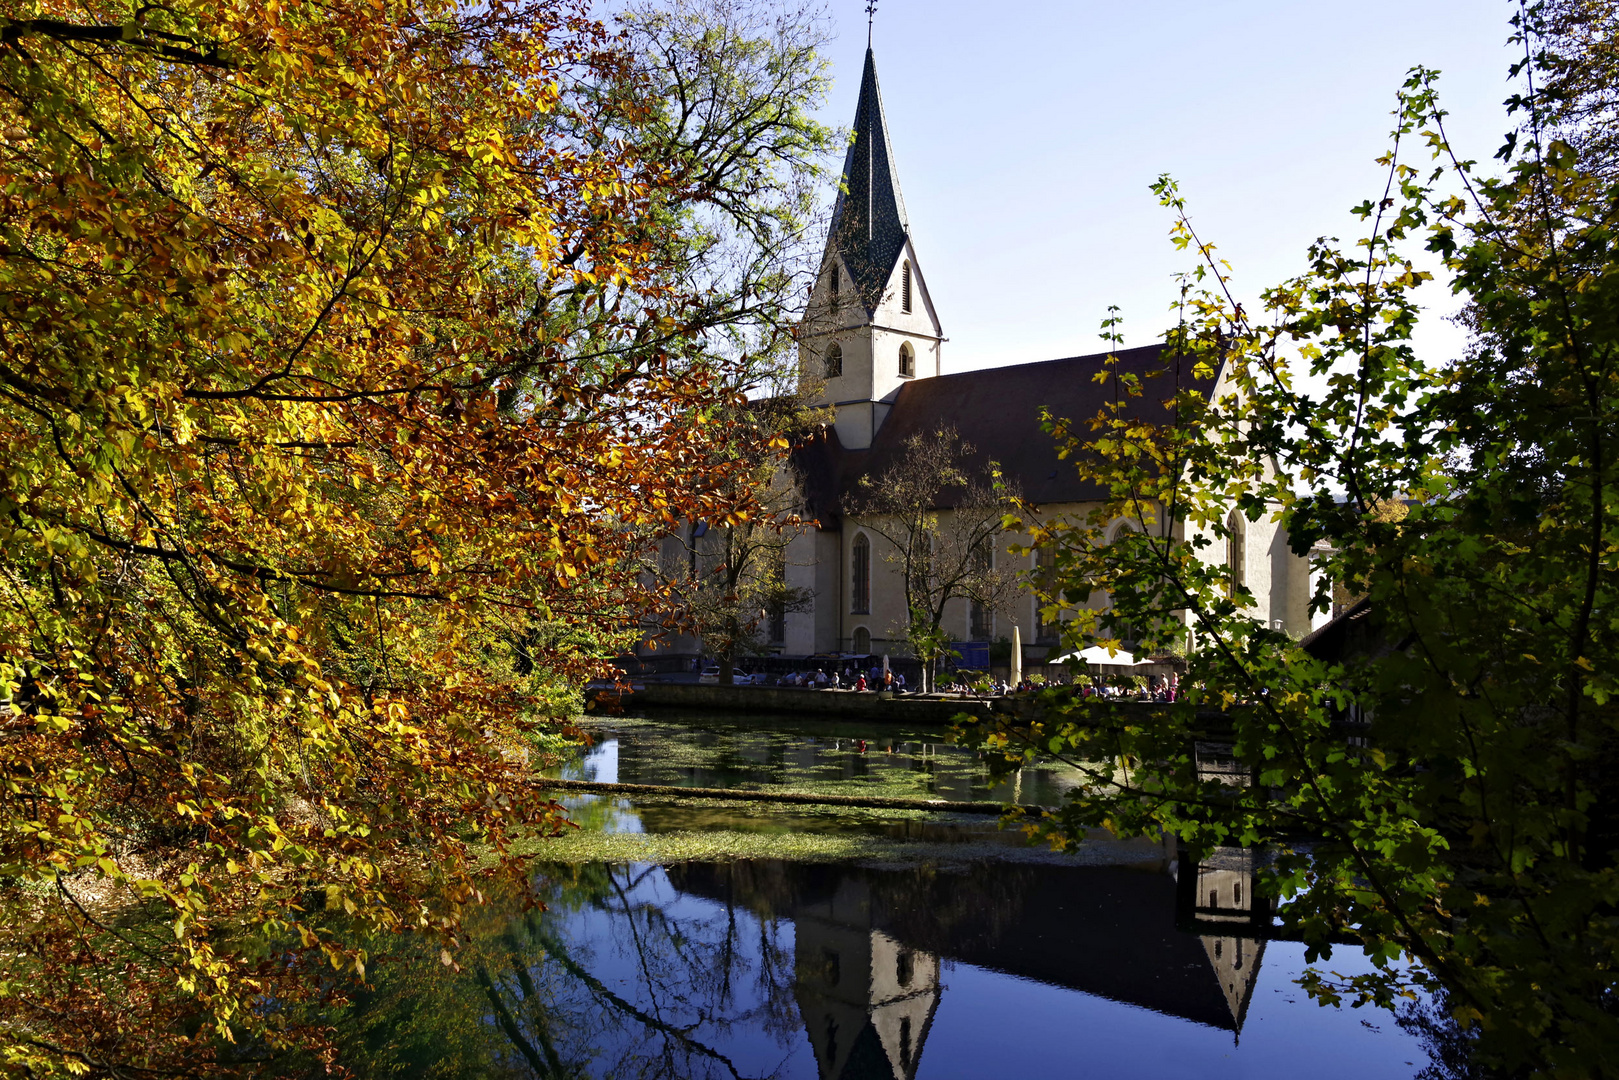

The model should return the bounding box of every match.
[919,342,1168,383]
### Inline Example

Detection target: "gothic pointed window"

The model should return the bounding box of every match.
[852,626,871,654]
[901,260,913,313]
[899,341,915,378]
[767,548,787,644]
[969,545,993,640]
[1226,510,1246,596]
[1035,545,1060,642]
[970,600,992,641]
[824,342,842,378]
[852,533,871,613]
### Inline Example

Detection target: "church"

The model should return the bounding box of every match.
[777,47,1320,664]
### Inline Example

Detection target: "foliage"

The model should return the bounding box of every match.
[849,426,1019,692]
[1534,0,1619,179]
[617,0,840,684]
[955,12,1619,1076]
[0,0,833,1073]
[651,394,824,683]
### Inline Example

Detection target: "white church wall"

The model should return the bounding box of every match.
[1270,524,1314,636]
[813,528,842,653]
[888,239,944,360]
[781,498,1314,664]
[782,528,820,656]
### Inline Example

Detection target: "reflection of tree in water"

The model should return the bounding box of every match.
[322,862,801,1080]
[1396,990,1490,1080]
[469,863,803,1080]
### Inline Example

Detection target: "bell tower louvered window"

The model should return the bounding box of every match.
[901,261,913,313]
[830,263,841,316]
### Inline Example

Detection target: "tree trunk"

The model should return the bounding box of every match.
[719,613,737,684]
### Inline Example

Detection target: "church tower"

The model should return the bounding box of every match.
[801,49,943,451]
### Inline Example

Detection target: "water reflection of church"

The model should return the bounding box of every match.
[670,852,1267,1080]
[792,874,940,1080]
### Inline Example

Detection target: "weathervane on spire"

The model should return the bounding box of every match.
[865,0,877,46]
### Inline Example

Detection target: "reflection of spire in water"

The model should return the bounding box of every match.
[793,876,940,1080]
[1185,848,1267,1035]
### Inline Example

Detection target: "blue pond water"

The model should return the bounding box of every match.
[341,712,1435,1078]
[500,858,1429,1080]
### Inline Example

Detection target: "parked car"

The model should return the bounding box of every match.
[699,667,764,685]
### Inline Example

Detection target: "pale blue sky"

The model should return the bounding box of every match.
[811,1,1519,372]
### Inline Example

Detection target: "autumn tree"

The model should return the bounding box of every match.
[850,427,1020,692]
[608,0,836,684]
[0,0,834,1073]
[956,11,1619,1075]
[659,398,819,684]
[1533,0,1619,177]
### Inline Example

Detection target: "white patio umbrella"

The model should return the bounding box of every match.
[1010,625,1022,686]
[1057,645,1153,668]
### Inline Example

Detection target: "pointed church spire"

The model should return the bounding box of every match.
[827,48,910,315]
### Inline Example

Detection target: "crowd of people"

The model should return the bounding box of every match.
[1076,672,1180,702]
[776,664,909,692]
[935,671,1183,701]
[757,667,1182,700]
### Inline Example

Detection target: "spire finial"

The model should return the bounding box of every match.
[865,0,877,47]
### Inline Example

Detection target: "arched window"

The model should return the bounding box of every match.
[969,544,993,640]
[851,533,871,614]
[898,341,915,378]
[970,599,992,641]
[1226,510,1246,596]
[852,626,871,654]
[829,263,841,316]
[824,342,842,378]
[767,547,786,644]
[1035,545,1060,642]
[1109,519,1139,543]
[901,260,913,313]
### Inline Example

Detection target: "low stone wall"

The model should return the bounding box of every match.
[589,682,997,724]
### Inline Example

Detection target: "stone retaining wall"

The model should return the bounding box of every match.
[589,682,996,723]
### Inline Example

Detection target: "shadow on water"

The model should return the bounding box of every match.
[321,713,1432,1079]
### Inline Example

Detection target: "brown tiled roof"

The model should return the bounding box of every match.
[814,343,1215,512]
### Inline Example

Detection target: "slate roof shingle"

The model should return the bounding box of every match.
[829,48,912,315]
